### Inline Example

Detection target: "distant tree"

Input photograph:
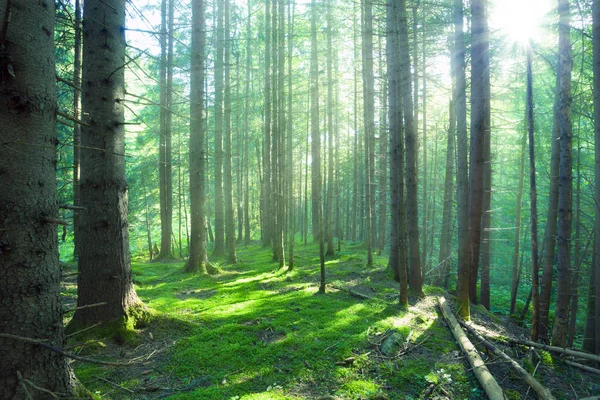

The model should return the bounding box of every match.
[326,0,335,257]
[70,0,143,331]
[0,1,82,396]
[551,0,573,347]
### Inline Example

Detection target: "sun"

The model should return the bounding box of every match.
[490,0,553,45]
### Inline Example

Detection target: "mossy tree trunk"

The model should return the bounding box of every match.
[71,0,143,331]
[0,1,82,396]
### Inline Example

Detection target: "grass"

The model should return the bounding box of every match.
[63,242,599,399]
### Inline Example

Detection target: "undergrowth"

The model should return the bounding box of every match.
[63,242,599,399]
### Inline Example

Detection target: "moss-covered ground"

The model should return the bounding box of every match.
[62,242,600,399]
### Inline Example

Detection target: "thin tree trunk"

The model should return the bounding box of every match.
[510,129,527,315]
[287,0,296,270]
[437,99,455,288]
[326,0,335,256]
[361,0,375,266]
[311,0,326,293]
[244,0,252,246]
[73,0,82,260]
[526,46,542,342]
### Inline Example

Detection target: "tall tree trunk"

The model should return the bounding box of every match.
[467,0,490,306]
[454,0,470,319]
[0,1,81,395]
[244,0,252,246]
[421,19,428,279]
[213,0,226,257]
[378,45,388,255]
[185,0,211,274]
[539,72,562,343]
[510,130,527,315]
[311,0,326,292]
[437,99,455,288]
[158,0,173,259]
[73,0,82,260]
[551,0,573,347]
[387,0,408,304]
[586,0,600,355]
[526,46,542,342]
[287,0,296,270]
[326,0,335,256]
[223,0,237,264]
[351,0,359,242]
[361,0,375,266]
[480,112,492,309]
[399,0,423,296]
[71,0,143,330]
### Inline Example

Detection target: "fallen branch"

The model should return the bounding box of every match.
[564,360,600,375]
[59,204,86,211]
[330,284,373,300]
[458,320,556,400]
[437,297,505,400]
[97,376,135,394]
[0,333,144,367]
[63,302,107,313]
[504,337,600,364]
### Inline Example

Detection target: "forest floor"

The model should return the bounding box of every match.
[62,243,600,399]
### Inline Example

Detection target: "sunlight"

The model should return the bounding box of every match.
[491,0,553,45]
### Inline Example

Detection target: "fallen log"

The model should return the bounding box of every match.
[437,297,505,400]
[457,320,556,400]
[329,284,373,300]
[564,360,600,375]
[504,337,600,364]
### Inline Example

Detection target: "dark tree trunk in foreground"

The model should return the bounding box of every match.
[387,0,408,305]
[551,0,573,347]
[186,0,211,274]
[585,0,600,355]
[0,1,80,396]
[399,0,423,296]
[71,0,142,330]
[454,0,470,319]
[468,0,490,306]
[73,0,83,260]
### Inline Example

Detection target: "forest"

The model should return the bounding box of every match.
[1,0,600,398]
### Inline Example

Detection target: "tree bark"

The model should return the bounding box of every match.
[454,0,470,319]
[468,0,490,306]
[551,0,573,347]
[71,0,142,330]
[526,46,542,342]
[326,0,335,257]
[0,1,81,396]
[399,0,423,296]
[387,0,408,305]
[185,0,211,274]
[73,0,82,260]
[223,0,237,264]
